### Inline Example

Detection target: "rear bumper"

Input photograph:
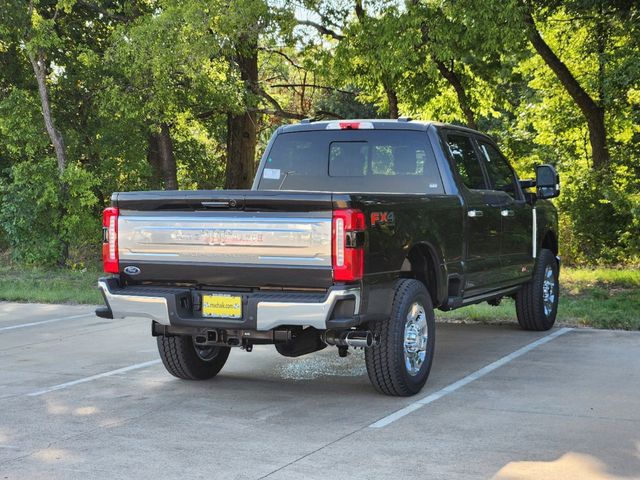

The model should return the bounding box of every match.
[98,278,170,323]
[97,278,361,331]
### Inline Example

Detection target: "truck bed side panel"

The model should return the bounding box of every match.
[350,194,464,318]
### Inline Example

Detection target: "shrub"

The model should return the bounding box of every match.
[0,159,99,266]
[558,165,640,265]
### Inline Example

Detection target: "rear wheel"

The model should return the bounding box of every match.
[365,279,436,396]
[515,248,559,331]
[157,335,230,380]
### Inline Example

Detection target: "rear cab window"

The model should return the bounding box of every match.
[257,130,444,194]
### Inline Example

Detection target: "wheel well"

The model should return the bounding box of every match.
[542,231,558,255]
[402,244,440,306]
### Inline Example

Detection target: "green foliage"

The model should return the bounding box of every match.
[0,159,98,266]
[0,159,64,265]
[315,88,380,120]
[558,166,640,265]
[0,88,50,159]
[331,5,412,115]
[0,0,638,267]
[100,1,242,126]
[61,162,100,255]
[172,114,228,190]
[483,3,640,264]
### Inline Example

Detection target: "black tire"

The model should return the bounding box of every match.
[365,279,436,396]
[515,248,559,331]
[157,335,230,380]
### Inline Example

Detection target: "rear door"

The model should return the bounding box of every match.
[476,140,534,282]
[443,131,502,295]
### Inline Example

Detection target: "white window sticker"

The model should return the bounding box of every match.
[429,183,439,189]
[263,168,281,180]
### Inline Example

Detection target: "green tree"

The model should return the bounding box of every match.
[220,0,301,188]
[0,0,126,264]
[1,0,69,172]
[99,0,242,190]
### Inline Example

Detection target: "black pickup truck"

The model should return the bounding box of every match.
[97,119,560,396]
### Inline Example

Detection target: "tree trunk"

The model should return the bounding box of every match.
[355,0,365,21]
[28,48,69,264]
[146,133,163,189]
[225,111,257,189]
[435,60,478,129]
[147,124,177,189]
[29,50,66,173]
[524,11,609,169]
[158,123,178,190]
[225,40,258,190]
[384,84,399,119]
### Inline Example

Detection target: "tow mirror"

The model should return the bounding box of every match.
[536,164,560,199]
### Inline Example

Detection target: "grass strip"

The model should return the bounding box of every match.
[0,265,637,330]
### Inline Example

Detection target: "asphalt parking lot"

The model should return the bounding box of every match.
[1,302,639,480]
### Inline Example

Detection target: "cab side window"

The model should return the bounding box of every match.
[478,141,519,199]
[445,133,486,190]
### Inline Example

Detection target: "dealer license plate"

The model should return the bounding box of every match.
[202,294,242,319]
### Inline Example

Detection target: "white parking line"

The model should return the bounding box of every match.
[0,313,94,332]
[26,359,162,397]
[369,327,573,428]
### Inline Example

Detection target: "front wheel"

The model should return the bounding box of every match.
[157,335,230,380]
[365,279,436,396]
[515,248,559,331]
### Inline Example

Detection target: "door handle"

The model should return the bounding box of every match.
[501,209,515,217]
[468,210,484,218]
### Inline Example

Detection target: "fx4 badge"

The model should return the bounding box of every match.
[370,211,395,226]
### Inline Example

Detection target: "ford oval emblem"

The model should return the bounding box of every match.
[124,265,141,276]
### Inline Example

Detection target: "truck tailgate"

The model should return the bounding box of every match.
[113,191,335,288]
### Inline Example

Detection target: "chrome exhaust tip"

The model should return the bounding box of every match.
[322,330,378,348]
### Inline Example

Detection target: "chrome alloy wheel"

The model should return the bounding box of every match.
[542,265,556,317]
[403,302,429,376]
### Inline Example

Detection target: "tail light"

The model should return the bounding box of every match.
[102,207,119,273]
[332,209,365,282]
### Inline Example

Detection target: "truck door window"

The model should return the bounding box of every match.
[445,133,486,190]
[478,141,519,199]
